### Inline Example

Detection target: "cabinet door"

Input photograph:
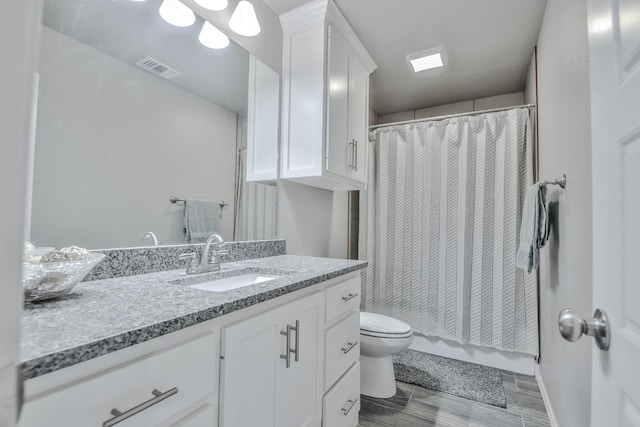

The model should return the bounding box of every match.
[347,59,368,184]
[220,309,282,427]
[276,293,324,427]
[325,24,350,179]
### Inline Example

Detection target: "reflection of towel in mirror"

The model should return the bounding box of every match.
[184,200,219,243]
[516,182,550,273]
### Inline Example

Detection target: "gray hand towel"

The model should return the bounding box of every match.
[184,200,220,243]
[517,182,550,273]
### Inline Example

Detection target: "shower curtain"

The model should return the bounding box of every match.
[234,148,277,241]
[360,107,538,355]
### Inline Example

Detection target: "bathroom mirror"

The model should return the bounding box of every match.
[29,0,278,249]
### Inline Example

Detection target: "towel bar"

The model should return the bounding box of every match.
[169,196,229,209]
[541,174,566,189]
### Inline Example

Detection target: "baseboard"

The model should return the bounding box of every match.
[409,334,536,375]
[535,365,559,427]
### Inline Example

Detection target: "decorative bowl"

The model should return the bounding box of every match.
[22,252,105,302]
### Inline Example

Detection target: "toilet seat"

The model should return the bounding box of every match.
[360,312,412,339]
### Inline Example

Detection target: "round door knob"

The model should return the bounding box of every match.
[557,308,611,351]
[558,309,585,342]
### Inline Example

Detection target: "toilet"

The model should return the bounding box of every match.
[359,312,413,398]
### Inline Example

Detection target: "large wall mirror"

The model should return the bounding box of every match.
[29,0,279,249]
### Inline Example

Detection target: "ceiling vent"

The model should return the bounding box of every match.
[135,57,181,79]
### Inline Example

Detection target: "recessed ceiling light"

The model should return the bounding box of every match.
[159,0,196,27]
[199,21,230,49]
[229,1,261,37]
[407,47,447,73]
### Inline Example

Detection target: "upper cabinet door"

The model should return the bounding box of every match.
[246,56,280,183]
[325,25,350,179]
[347,59,368,184]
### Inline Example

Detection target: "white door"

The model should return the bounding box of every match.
[276,293,323,427]
[0,0,43,425]
[587,0,640,425]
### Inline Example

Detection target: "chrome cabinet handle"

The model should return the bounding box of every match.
[280,320,300,367]
[280,324,292,368]
[341,341,358,354]
[103,387,178,427]
[292,320,300,362]
[341,398,358,416]
[342,293,359,302]
[347,139,355,170]
[353,139,358,171]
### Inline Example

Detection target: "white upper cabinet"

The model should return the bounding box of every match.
[280,0,377,191]
[246,56,280,183]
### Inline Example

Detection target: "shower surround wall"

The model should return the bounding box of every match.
[361,108,539,373]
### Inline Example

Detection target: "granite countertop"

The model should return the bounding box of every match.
[21,255,367,380]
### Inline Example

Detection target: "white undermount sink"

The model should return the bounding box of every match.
[189,273,281,292]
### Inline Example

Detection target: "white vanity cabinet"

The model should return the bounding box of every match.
[20,271,363,427]
[219,292,324,427]
[280,0,377,191]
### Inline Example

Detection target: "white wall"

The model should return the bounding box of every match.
[277,180,333,257]
[376,92,525,124]
[533,0,593,426]
[31,27,238,249]
[328,191,349,258]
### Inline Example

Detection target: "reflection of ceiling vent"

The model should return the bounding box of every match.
[135,57,181,79]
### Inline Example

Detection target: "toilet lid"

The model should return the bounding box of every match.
[360,312,412,336]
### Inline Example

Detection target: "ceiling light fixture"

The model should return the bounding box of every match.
[159,0,196,27]
[407,47,447,73]
[199,21,230,49]
[194,0,228,11]
[228,1,261,37]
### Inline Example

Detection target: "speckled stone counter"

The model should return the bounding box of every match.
[21,255,367,380]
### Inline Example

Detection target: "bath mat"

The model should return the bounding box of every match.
[393,349,507,408]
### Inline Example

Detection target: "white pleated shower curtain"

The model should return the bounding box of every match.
[360,108,538,355]
[233,149,277,241]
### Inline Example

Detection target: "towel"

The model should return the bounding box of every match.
[516,182,550,273]
[184,200,219,243]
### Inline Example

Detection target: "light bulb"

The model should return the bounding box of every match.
[194,0,228,11]
[159,0,196,27]
[199,22,230,49]
[228,1,260,37]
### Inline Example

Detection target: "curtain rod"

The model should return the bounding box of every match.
[369,104,536,130]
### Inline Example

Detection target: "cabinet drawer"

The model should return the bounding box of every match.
[322,362,360,427]
[21,333,218,427]
[173,404,216,427]
[325,311,359,391]
[325,276,361,324]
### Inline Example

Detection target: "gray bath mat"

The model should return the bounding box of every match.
[393,349,507,408]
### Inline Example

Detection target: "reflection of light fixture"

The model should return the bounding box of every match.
[194,0,228,11]
[406,47,447,73]
[229,1,261,37]
[159,0,196,27]
[199,22,230,49]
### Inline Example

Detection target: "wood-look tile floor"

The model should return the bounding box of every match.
[358,371,551,427]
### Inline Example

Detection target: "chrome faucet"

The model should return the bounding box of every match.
[143,231,159,246]
[179,234,229,274]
